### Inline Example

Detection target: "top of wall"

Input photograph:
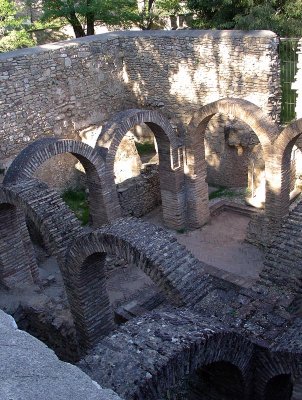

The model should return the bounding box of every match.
[0,29,277,61]
[0,309,123,400]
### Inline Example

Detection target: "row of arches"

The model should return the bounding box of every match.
[79,309,301,400]
[1,99,302,400]
[0,181,300,398]
[4,99,302,236]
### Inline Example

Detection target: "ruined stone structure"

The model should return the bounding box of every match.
[2,30,302,400]
[2,96,302,397]
[3,99,302,239]
[0,30,279,191]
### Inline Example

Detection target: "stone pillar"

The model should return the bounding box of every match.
[113,133,142,184]
[247,149,291,246]
[157,141,186,230]
[0,205,37,287]
[184,139,210,229]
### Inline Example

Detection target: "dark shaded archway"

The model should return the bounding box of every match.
[188,361,245,400]
[265,374,293,400]
[79,309,254,399]
[64,218,211,349]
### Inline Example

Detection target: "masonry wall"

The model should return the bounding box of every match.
[0,30,280,189]
[117,165,160,218]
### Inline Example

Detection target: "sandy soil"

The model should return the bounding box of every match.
[143,207,264,280]
[0,202,263,323]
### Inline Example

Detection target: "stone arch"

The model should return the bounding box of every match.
[253,349,300,400]
[264,374,293,400]
[186,98,280,228]
[64,217,211,349]
[79,310,255,399]
[0,180,83,288]
[292,374,302,399]
[96,109,185,230]
[191,360,246,399]
[264,119,302,222]
[4,138,110,227]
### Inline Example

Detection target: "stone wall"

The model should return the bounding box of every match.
[0,35,127,186]
[117,164,160,217]
[0,30,280,189]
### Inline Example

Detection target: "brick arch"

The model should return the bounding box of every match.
[186,98,280,228]
[4,138,110,226]
[96,109,185,230]
[254,350,300,400]
[64,217,213,349]
[264,374,293,400]
[0,180,83,288]
[189,98,279,148]
[193,360,246,399]
[79,310,255,399]
[264,119,302,222]
[292,374,302,399]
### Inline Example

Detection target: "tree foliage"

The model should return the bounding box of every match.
[187,0,302,36]
[41,0,186,37]
[0,0,34,52]
[42,0,139,37]
[136,0,184,30]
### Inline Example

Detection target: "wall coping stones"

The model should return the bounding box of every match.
[0,30,278,61]
[0,309,123,400]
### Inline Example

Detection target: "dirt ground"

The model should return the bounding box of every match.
[143,207,264,281]
[0,201,264,361]
[0,204,264,319]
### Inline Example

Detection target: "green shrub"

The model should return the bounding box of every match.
[209,187,238,200]
[0,29,35,52]
[135,141,156,156]
[61,188,89,226]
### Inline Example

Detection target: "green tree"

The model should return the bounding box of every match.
[187,0,302,36]
[137,0,183,30]
[41,0,186,37]
[234,1,302,36]
[187,0,251,29]
[42,0,139,37]
[0,0,35,52]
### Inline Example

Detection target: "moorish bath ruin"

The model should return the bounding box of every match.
[1,29,302,399]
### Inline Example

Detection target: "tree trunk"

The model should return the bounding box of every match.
[68,12,86,37]
[86,0,95,36]
[86,12,95,35]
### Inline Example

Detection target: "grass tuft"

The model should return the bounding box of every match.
[135,141,156,156]
[209,187,238,200]
[62,188,89,225]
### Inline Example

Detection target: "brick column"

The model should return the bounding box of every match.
[0,204,36,287]
[184,135,210,229]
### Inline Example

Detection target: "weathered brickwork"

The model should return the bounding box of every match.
[0,179,83,287]
[79,309,301,400]
[4,99,302,241]
[0,30,280,191]
[96,108,185,229]
[1,167,302,398]
[117,165,161,218]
